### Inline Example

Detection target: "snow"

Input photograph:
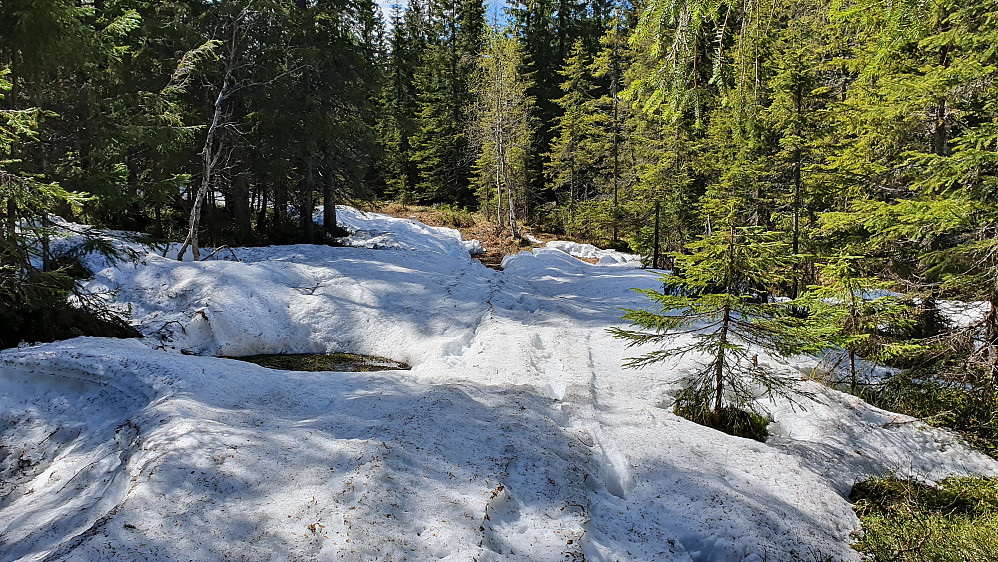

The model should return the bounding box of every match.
[939,299,990,329]
[3,206,997,561]
[544,240,642,266]
[329,206,485,256]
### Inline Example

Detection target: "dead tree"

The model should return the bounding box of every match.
[177,8,252,262]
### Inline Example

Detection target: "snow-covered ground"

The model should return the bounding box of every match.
[3,207,996,562]
[544,240,642,266]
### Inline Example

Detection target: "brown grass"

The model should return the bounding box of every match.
[366,202,572,270]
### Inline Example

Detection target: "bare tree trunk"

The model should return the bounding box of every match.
[714,227,736,412]
[322,168,337,235]
[5,200,15,247]
[41,215,50,271]
[495,122,503,230]
[233,173,251,244]
[791,151,801,298]
[274,174,287,241]
[256,182,269,236]
[178,81,228,262]
[302,159,314,243]
[154,202,164,239]
[7,51,19,110]
[985,292,998,388]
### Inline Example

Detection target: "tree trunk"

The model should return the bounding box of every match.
[256,183,269,236]
[323,168,337,235]
[301,159,315,244]
[41,215,50,271]
[652,200,660,269]
[985,292,998,388]
[154,202,163,240]
[611,71,619,244]
[918,292,942,338]
[715,226,737,412]
[274,175,287,241]
[7,50,19,110]
[933,42,950,157]
[178,80,227,261]
[715,305,730,412]
[233,173,251,244]
[791,150,801,299]
[6,200,16,249]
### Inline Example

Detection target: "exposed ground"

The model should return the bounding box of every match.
[365,202,575,269]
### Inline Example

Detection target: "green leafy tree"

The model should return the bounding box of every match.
[470,25,534,236]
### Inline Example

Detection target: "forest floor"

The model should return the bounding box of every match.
[1,207,996,561]
[366,202,590,269]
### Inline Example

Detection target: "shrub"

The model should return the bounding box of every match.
[858,374,998,458]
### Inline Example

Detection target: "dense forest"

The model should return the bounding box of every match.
[2,0,997,381]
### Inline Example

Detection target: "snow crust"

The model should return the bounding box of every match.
[544,240,642,266]
[329,206,485,256]
[3,207,997,561]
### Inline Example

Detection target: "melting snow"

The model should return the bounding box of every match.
[2,206,996,561]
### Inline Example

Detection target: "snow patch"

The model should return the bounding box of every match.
[545,240,641,266]
[3,206,997,561]
[330,206,485,256]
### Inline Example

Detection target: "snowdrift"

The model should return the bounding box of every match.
[2,207,996,561]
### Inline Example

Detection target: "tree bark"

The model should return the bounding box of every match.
[986,292,998,388]
[301,159,314,244]
[715,226,736,412]
[323,167,337,235]
[178,80,227,262]
[273,174,287,241]
[233,173,251,244]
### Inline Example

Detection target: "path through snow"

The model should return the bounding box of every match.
[2,206,996,561]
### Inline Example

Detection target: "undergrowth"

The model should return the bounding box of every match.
[433,204,477,228]
[850,475,998,561]
[858,373,998,459]
[1,257,139,349]
[673,404,770,442]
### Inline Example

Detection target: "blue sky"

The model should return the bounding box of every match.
[376,1,509,24]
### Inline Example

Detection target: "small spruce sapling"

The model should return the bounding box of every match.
[611,222,818,436]
[798,255,913,393]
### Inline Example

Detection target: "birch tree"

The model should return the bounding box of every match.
[470,25,534,237]
[176,5,261,262]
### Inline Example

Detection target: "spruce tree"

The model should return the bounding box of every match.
[612,208,816,435]
[760,14,830,297]
[821,0,998,375]
[588,12,632,243]
[800,255,913,393]
[546,40,600,234]
[409,0,485,205]
[377,3,427,202]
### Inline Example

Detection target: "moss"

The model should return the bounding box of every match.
[227,353,410,372]
[673,404,769,442]
[851,476,998,561]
